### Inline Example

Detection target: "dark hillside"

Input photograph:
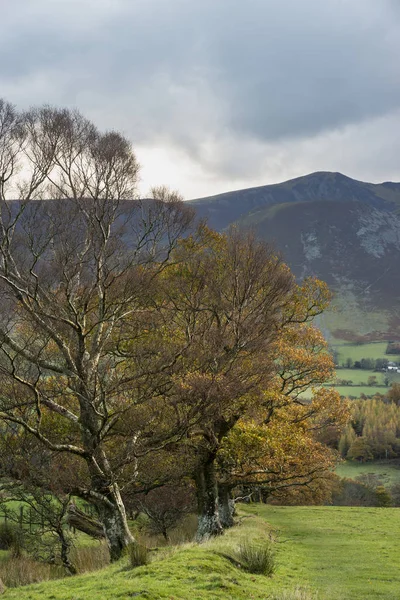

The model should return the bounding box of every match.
[191,172,400,340]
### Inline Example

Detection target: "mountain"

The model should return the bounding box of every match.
[189,172,400,342]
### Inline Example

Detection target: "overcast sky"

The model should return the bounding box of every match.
[2,0,400,198]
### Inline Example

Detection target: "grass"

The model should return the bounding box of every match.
[244,505,400,600]
[331,342,390,363]
[234,538,275,575]
[333,368,387,384]
[4,505,400,599]
[334,385,388,398]
[336,459,400,487]
[1,514,284,599]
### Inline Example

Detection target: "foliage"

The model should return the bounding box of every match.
[0,96,350,560]
[0,97,195,560]
[129,485,195,542]
[375,486,392,507]
[331,477,379,506]
[0,522,21,551]
[338,398,400,461]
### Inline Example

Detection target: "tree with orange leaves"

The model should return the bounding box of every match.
[159,229,348,539]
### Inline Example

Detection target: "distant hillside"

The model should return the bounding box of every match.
[190,172,400,341]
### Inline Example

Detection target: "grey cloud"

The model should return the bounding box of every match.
[1,0,400,185]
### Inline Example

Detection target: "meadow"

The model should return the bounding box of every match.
[325,341,400,399]
[332,342,390,363]
[4,505,400,600]
[336,459,400,487]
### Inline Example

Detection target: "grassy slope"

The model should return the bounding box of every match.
[6,506,400,600]
[2,514,284,600]
[336,459,400,486]
[245,505,400,600]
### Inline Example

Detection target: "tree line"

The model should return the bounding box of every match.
[338,396,400,461]
[0,99,348,569]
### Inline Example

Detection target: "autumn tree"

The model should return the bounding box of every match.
[0,99,194,560]
[339,397,400,461]
[157,230,342,539]
[215,312,349,520]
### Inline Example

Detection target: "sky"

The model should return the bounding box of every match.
[1,0,400,199]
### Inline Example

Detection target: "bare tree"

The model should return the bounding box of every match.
[0,100,194,560]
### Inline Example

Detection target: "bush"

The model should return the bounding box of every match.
[127,541,149,568]
[0,522,22,552]
[375,486,392,507]
[235,540,275,576]
[331,478,378,506]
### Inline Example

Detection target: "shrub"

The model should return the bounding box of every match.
[331,478,378,506]
[0,521,21,550]
[128,541,149,568]
[375,486,392,507]
[235,540,275,576]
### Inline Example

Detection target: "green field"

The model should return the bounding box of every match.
[336,459,400,486]
[334,368,387,384]
[5,506,400,600]
[334,385,387,398]
[247,505,400,600]
[332,342,390,363]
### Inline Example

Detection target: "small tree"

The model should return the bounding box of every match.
[133,485,195,542]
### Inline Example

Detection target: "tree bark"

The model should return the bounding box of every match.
[94,483,135,562]
[66,504,105,539]
[218,484,235,529]
[194,454,223,541]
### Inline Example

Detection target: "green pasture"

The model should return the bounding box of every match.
[6,506,400,600]
[332,342,390,363]
[334,385,386,398]
[246,504,400,600]
[336,459,400,487]
[320,297,391,342]
[334,368,387,385]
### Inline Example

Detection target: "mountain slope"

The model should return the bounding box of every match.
[190,171,400,230]
[190,172,400,341]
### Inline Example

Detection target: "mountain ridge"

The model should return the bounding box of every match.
[190,171,400,341]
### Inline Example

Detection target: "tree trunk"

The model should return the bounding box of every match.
[194,455,223,541]
[57,526,77,575]
[95,484,135,562]
[66,504,105,539]
[218,484,234,529]
[79,403,135,561]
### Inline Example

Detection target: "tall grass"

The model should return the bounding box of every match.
[70,543,109,573]
[0,556,61,588]
[127,541,149,568]
[235,539,275,576]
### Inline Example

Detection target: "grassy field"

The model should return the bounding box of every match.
[4,505,400,600]
[334,368,387,384]
[1,513,294,600]
[332,342,390,363]
[336,459,400,486]
[246,505,400,600]
[333,385,389,398]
